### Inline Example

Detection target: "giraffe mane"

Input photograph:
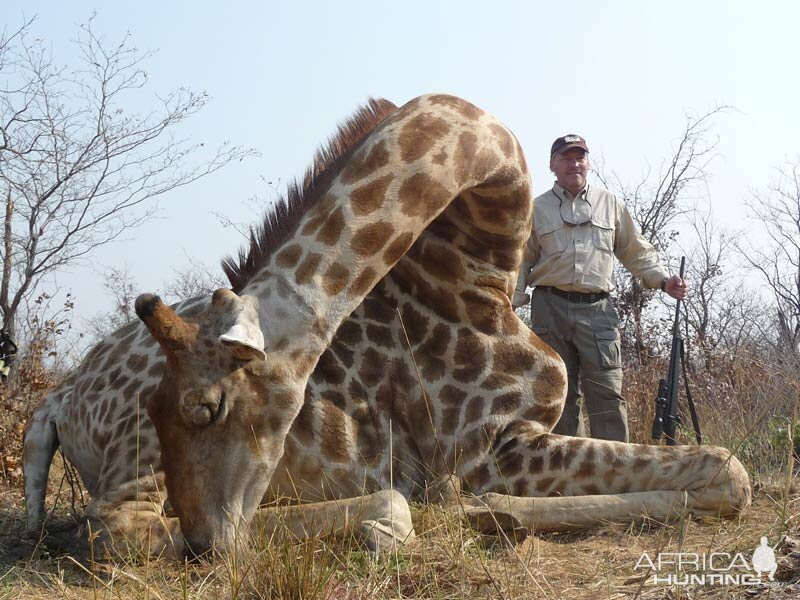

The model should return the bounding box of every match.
[222,98,399,292]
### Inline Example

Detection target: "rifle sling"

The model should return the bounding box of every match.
[679,339,703,445]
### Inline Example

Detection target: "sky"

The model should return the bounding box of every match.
[3,0,799,339]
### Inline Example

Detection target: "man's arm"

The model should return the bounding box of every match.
[512,234,540,308]
[613,199,669,289]
[614,199,688,299]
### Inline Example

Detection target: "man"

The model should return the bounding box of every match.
[513,134,687,442]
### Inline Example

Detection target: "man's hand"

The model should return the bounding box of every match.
[512,291,530,308]
[664,275,689,300]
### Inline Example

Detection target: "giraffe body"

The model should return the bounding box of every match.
[24,94,751,558]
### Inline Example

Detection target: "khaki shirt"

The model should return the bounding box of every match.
[513,183,668,305]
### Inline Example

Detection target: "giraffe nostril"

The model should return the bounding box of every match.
[180,389,226,427]
[207,391,226,424]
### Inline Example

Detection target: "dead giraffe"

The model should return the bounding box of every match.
[131,94,750,556]
[22,99,402,556]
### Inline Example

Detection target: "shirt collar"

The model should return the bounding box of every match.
[553,181,590,201]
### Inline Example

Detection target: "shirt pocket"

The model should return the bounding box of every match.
[536,221,568,255]
[591,219,615,253]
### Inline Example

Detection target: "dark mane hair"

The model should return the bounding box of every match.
[222,98,398,292]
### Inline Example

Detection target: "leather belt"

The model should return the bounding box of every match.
[538,286,610,304]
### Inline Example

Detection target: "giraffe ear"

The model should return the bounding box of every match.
[135,293,198,352]
[212,289,266,362]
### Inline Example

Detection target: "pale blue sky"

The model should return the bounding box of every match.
[4,0,799,329]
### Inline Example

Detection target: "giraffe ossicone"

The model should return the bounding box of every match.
[23,94,751,560]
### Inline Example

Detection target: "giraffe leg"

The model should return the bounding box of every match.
[84,473,184,559]
[255,489,415,553]
[23,397,59,534]
[464,429,751,534]
[462,490,711,535]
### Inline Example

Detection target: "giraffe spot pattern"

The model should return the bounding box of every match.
[417,351,445,382]
[453,328,486,383]
[492,341,536,376]
[363,296,395,323]
[398,173,451,221]
[336,319,364,345]
[349,267,377,297]
[409,242,465,284]
[275,244,303,268]
[417,324,450,357]
[358,347,388,387]
[383,232,414,266]
[488,124,514,158]
[429,95,483,121]
[460,290,500,335]
[365,324,393,349]
[391,259,458,323]
[300,193,338,236]
[398,112,452,163]
[350,174,394,216]
[315,351,346,385]
[295,252,322,285]
[490,392,523,416]
[440,384,467,407]
[316,207,346,246]
[322,262,350,296]
[127,354,148,373]
[464,395,485,425]
[351,221,395,256]
[329,340,355,369]
[340,139,390,184]
[399,304,429,346]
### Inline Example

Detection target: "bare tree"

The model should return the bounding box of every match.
[740,159,800,359]
[595,106,730,362]
[0,16,253,342]
[681,207,767,369]
[86,259,226,346]
[80,265,137,345]
[162,258,227,302]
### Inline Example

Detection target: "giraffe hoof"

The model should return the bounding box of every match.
[463,507,530,545]
[359,518,416,553]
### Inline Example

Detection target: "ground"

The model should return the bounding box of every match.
[1,357,799,599]
[1,458,798,599]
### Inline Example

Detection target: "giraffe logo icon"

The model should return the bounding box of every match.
[752,537,778,581]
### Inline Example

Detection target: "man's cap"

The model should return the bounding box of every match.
[550,134,589,157]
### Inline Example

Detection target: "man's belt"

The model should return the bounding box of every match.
[538,286,610,303]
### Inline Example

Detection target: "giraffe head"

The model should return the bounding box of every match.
[135,289,302,557]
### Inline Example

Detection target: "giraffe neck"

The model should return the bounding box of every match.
[241,94,531,380]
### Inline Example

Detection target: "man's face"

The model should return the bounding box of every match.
[550,148,590,194]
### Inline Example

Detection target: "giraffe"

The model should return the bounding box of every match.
[129,93,751,557]
[22,99,407,558]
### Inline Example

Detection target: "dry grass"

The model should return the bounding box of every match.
[1,356,799,599]
[2,483,798,599]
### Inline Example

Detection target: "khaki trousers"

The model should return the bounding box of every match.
[530,288,628,442]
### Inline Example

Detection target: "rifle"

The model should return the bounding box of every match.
[651,257,702,446]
